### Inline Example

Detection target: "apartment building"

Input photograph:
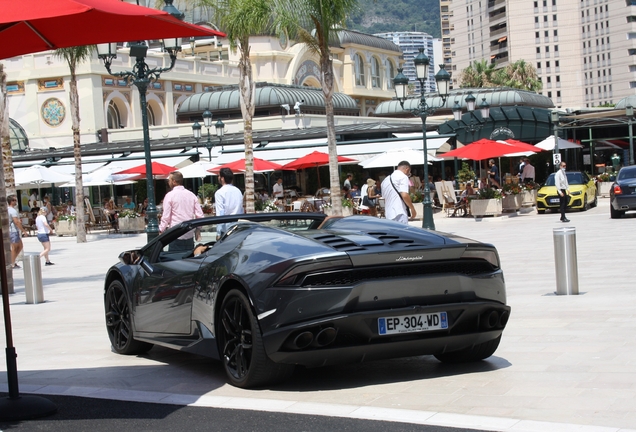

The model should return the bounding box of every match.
[446,0,636,109]
[374,31,437,94]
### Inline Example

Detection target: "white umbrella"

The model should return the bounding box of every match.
[359,148,440,169]
[14,164,73,187]
[535,135,583,151]
[177,161,219,179]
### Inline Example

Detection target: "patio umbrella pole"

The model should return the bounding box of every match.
[0,226,57,420]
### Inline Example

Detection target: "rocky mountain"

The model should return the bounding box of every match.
[348,0,441,38]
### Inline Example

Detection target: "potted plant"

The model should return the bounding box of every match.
[322,202,333,216]
[596,172,613,197]
[410,191,424,219]
[55,214,77,236]
[341,198,354,216]
[118,209,145,233]
[457,162,476,187]
[521,181,538,206]
[501,182,523,211]
[198,183,219,204]
[470,188,503,217]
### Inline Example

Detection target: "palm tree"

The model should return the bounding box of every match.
[1,64,16,293]
[273,0,359,216]
[459,59,497,88]
[54,46,93,243]
[202,0,274,214]
[497,59,542,91]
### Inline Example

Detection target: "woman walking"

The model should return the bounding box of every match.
[35,208,55,266]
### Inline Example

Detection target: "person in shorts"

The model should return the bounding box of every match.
[7,195,28,269]
[35,208,55,265]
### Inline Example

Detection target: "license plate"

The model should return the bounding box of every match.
[378,312,448,335]
[549,198,560,204]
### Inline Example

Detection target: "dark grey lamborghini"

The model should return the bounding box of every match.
[104,213,510,388]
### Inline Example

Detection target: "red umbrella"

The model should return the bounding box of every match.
[499,139,544,154]
[0,0,225,60]
[209,158,283,174]
[441,138,540,161]
[115,161,176,178]
[281,151,357,189]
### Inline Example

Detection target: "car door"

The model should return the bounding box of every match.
[134,238,204,335]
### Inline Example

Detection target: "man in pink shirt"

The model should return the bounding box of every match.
[159,171,204,251]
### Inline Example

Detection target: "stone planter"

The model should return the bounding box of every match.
[413,202,424,219]
[521,190,537,206]
[598,182,612,197]
[118,216,145,233]
[55,219,76,236]
[470,198,502,217]
[323,207,334,217]
[502,194,523,211]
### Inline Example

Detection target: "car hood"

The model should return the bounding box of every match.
[539,185,587,193]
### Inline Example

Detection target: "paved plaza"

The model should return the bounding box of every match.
[1,197,635,431]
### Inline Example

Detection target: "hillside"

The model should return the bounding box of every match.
[348,0,441,38]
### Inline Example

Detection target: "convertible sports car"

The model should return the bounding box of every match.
[610,165,636,218]
[536,171,597,213]
[104,213,510,388]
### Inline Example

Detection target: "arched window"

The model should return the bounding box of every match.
[385,60,395,90]
[107,101,122,129]
[147,104,156,126]
[371,57,381,88]
[354,54,366,86]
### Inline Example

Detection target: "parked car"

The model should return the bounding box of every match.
[536,171,597,213]
[104,213,510,388]
[610,165,636,218]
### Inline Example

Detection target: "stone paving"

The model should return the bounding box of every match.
[1,197,635,431]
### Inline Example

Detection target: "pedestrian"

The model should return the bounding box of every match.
[487,159,500,188]
[35,208,55,265]
[7,195,28,269]
[343,173,353,190]
[520,158,535,183]
[159,170,204,251]
[380,160,416,224]
[555,161,570,222]
[214,167,244,239]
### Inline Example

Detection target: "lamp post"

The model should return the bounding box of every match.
[627,105,634,166]
[215,118,225,150]
[201,107,215,161]
[393,47,450,230]
[452,92,491,176]
[551,111,560,171]
[96,1,184,242]
[192,121,202,156]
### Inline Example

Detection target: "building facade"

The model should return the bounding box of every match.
[445,0,635,109]
[374,32,437,94]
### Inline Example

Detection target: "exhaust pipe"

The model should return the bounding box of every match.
[483,311,499,329]
[293,331,314,349]
[498,310,509,327]
[315,327,337,347]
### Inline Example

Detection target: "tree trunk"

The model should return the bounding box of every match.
[320,48,342,216]
[238,38,255,214]
[69,66,86,242]
[0,65,15,294]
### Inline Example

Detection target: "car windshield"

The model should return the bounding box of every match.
[544,172,585,186]
[618,167,636,180]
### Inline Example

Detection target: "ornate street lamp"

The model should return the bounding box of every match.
[200,108,215,161]
[96,0,184,242]
[192,121,202,155]
[215,118,225,150]
[393,47,450,230]
[627,105,634,166]
[452,92,491,176]
[551,110,560,170]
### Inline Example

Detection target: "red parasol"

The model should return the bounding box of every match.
[499,139,544,154]
[209,158,283,174]
[115,161,176,178]
[281,151,357,189]
[441,138,541,161]
[0,0,225,60]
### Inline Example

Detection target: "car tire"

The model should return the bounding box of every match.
[581,196,588,211]
[591,196,598,208]
[219,289,294,388]
[434,335,501,363]
[610,204,623,219]
[105,280,153,355]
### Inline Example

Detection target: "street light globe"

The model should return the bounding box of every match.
[413,48,430,81]
[393,69,409,102]
[202,108,213,128]
[434,65,451,98]
[192,121,202,139]
[215,119,225,138]
[465,92,476,112]
[480,97,490,119]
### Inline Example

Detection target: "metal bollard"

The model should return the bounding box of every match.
[23,254,44,304]
[553,227,579,295]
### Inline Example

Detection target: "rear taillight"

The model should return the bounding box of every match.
[613,185,622,195]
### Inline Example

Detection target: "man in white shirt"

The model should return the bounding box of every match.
[215,168,244,239]
[272,178,284,200]
[380,161,416,224]
[554,161,570,223]
[521,158,535,183]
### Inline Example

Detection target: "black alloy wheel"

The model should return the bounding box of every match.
[219,289,294,388]
[105,280,153,355]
